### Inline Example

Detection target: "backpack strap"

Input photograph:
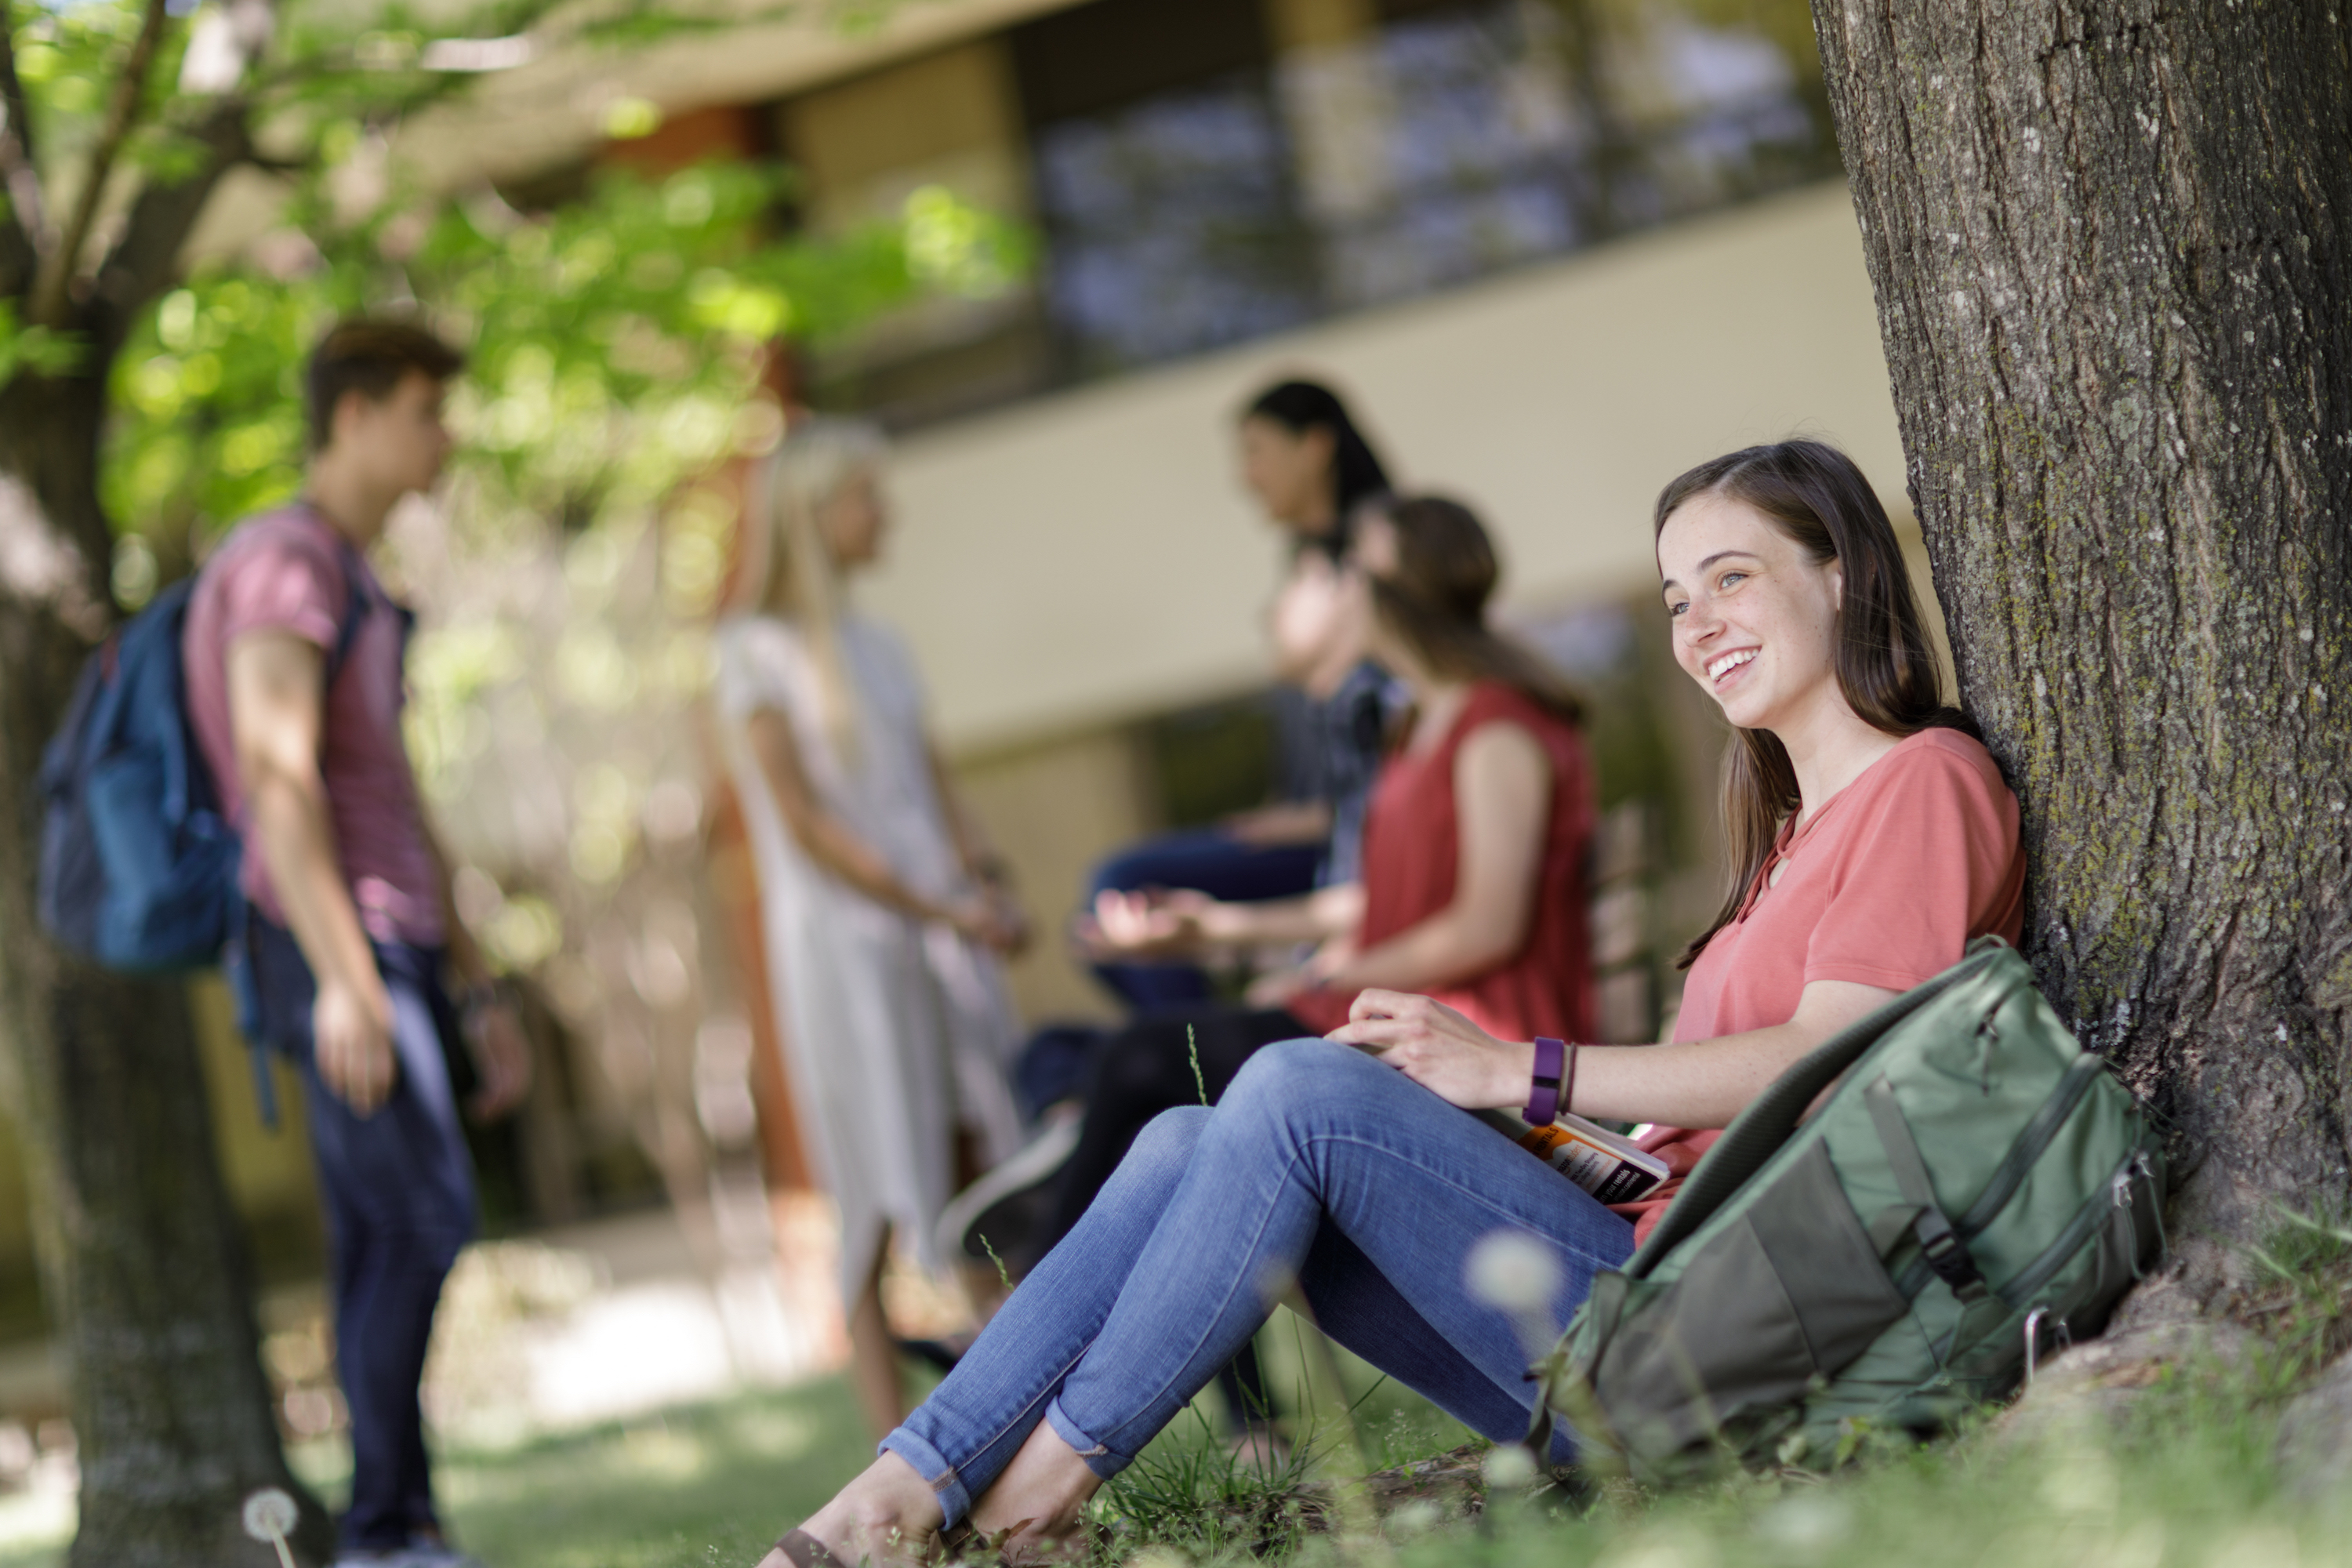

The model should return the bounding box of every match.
[1864,1074,1990,1302]
[1623,941,2013,1277]
[321,528,373,689]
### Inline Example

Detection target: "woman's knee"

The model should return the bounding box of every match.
[1226,1036,1375,1112]
[1112,1106,1211,1189]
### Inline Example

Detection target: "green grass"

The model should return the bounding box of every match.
[6,1280,2352,1568]
[0,1377,876,1568]
[430,1380,876,1568]
[2241,1204,2352,1391]
[1108,1345,2352,1568]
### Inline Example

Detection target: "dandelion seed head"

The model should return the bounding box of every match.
[1465,1231,1560,1313]
[1481,1444,1538,1490]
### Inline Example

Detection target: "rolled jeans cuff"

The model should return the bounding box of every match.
[877,1428,973,1532]
[1044,1397,1131,1482]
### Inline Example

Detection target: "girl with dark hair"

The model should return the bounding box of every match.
[757,440,2023,1568]
[1241,378,1395,557]
[1084,377,1399,1014]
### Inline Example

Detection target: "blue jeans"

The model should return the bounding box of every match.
[1087,829,1324,1013]
[249,920,477,1552]
[880,1039,1635,1526]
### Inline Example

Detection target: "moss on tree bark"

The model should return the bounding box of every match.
[1809,0,2352,1287]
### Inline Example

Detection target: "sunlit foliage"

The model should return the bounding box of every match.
[0,0,1030,1208]
[101,162,1025,563]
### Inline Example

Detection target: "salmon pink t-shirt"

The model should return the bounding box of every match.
[182,504,445,947]
[1613,727,2023,1244]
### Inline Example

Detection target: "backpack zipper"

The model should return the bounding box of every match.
[1896,1052,2114,1299]
[1953,1052,2110,1242]
[1997,1148,2151,1310]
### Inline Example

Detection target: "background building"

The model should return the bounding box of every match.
[439,0,1919,1022]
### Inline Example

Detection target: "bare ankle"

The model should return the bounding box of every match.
[798,1453,944,1565]
[967,1423,1104,1556]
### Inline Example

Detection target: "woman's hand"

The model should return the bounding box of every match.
[1328,989,1535,1112]
[949,891,1030,956]
[984,887,1033,957]
[313,974,397,1116]
[1075,888,1218,960]
[463,995,535,1123]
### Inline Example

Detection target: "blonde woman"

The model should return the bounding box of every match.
[713,417,1025,1436]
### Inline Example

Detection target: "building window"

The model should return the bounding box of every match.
[792,0,1837,423]
[1014,0,1319,378]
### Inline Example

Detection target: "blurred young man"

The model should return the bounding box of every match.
[183,319,530,1568]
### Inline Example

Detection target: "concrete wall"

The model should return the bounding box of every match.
[862,181,1904,752]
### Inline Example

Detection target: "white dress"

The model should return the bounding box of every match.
[713,611,1024,1305]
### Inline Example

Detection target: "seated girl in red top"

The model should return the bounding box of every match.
[1053,493,1598,1243]
[760,441,2022,1568]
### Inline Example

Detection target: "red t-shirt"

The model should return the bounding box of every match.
[183,505,445,946]
[1287,681,1596,1044]
[1614,728,2022,1244]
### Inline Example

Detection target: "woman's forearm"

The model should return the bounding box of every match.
[925,742,1002,884]
[749,710,953,923]
[1315,898,1518,997]
[1565,1028,1820,1127]
[1332,979,1899,1125]
[793,810,955,922]
[1566,980,1898,1125]
[424,829,492,989]
[1201,884,1362,947]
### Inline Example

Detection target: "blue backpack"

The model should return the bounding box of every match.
[37,538,367,972]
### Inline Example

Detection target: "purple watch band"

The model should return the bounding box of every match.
[1524,1036,1566,1126]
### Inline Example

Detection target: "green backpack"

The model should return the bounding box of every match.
[1530,938,2165,1478]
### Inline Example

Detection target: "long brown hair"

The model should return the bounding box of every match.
[1364,495,1582,724]
[1656,440,1969,968]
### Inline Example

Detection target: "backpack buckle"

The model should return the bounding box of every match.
[1914,1206,1988,1301]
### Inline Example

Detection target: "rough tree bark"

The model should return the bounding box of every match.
[0,62,336,1568]
[0,390,334,1568]
[1809,0,2352,1293]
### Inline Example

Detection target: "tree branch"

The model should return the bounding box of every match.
[28,0,170,328]
[90,99,250,345]
[0,4,44,298]
[0,3,31,165]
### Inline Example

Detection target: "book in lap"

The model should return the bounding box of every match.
[1517,1115,1671,1204]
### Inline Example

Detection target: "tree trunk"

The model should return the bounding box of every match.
[1809,1,2352,1291]
[0,365,333,1563]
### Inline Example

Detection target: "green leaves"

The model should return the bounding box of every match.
[0,298,84,389]
[100,156,1029,547]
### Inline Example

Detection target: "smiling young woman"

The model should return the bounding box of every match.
[752,439,2024,1568]
[1653,442,1965,969]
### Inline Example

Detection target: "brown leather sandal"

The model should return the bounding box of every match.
[772,1529,847,1567]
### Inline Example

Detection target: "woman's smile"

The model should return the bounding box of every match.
[1658,493,1845,733]
[1706,647,1760,688]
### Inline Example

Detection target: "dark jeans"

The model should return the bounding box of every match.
[249,919,476,1553]
[1087,828,1323,1013]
